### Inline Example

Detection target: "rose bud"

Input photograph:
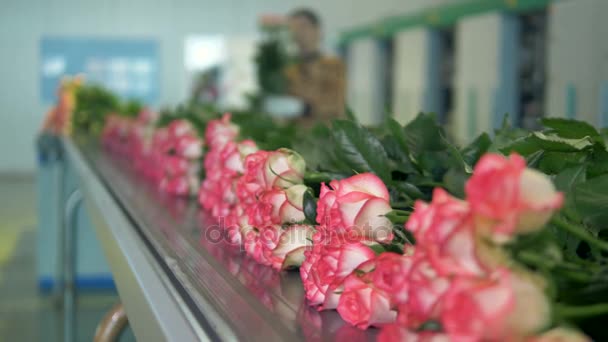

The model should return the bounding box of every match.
[268,225,314,270]
[226,140,258,173]
[167,119,195,138]
[250,185,307,227]
[517,168,564,233]
[336,265,397,329]
[466,153,563,243]
[225,204,249,245]
[163,156,190,178]
[441,268,550,341]
[317,173,393,243]
[175,135,203,159]
[205,113,239,150]
[264,148,306,189]
[406,189,487,276]
[300,232,376,307]
[239,150,271,199]
[371,252,415,305]
[406,252,451,326]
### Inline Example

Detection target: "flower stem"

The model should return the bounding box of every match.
[392,200,413,208]
[390,209,411,216]
[551,217,608,253]
[386,212,409,225]
[555,303,608,319]
[517,251,593,282]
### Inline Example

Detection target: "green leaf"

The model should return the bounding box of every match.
[587,148,608,178]
[381,135,416,174]
[573,174,608,232]
[542,118,600,139]
[525,150,544,168]
[331,120,391,181]
[442,134,472,173]
[393,181,425,200]
[499,135,542,156]
[538,152,587,175]
[442,168,468,199]
[489,116,529,152]
[303,190,318,225]
[402,113,445,152]
[531,132,594,152]
[461,133,492,166]
[555,165,588,193]
[345,106,358,122]
[385,118,411,156]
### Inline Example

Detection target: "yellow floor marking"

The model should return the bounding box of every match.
[0,219,35,282]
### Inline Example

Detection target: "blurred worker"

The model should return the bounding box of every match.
[285,8,346,124]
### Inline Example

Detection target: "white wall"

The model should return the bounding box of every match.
[453,12,519,144]
[0,0,440,173]
[546,0,608,126]
[392,28,441,125]
[346,39,386,125]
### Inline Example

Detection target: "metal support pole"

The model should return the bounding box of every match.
[63,189,83,342]
[54,157,65,307]
[94,303,128,342]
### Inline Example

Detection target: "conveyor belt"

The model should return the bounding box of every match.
[63,138,377,341]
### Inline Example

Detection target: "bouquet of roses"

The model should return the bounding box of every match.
[193,113,608,341]
[92,82,608,340]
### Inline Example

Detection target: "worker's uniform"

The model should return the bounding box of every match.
[284,54,346,125]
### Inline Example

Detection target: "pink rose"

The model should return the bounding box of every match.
[316,173,394,243]
[205,113,239,150]
[441,269,550,340]
[163,156,190,178]
[336,259,397,329]
[405,251,450,326]
[225,204,248,245]
[406,188,488,277]
[136,107,158,125]
[248,184,307,227]
[264,148,306,188]
[466,153,563,243]
[372,251,415,305]
[167,119,195,138]
[174,135,203,159]
[200,139,258,219]
[240,149,305,198]
[200,176,236,217]
[159,175,198,196]
[300,232,376,307]
[267,224,313,270]
[243,225,282,266]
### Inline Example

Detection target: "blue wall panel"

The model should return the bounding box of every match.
[40,37,160,104]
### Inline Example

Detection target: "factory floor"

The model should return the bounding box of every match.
[0,177,132,341]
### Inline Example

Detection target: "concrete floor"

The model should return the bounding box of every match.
[0,177,133,341]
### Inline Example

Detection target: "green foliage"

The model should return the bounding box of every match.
[72,81,608,338]
[254,27,289,95]
[330,120,391,181]
[231,111,297,150]
[303,190,318,225]
[157,103,218,135]
[73,84,122,135]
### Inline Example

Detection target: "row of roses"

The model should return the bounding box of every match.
[102,110,203,196]
[101,110,591,341]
